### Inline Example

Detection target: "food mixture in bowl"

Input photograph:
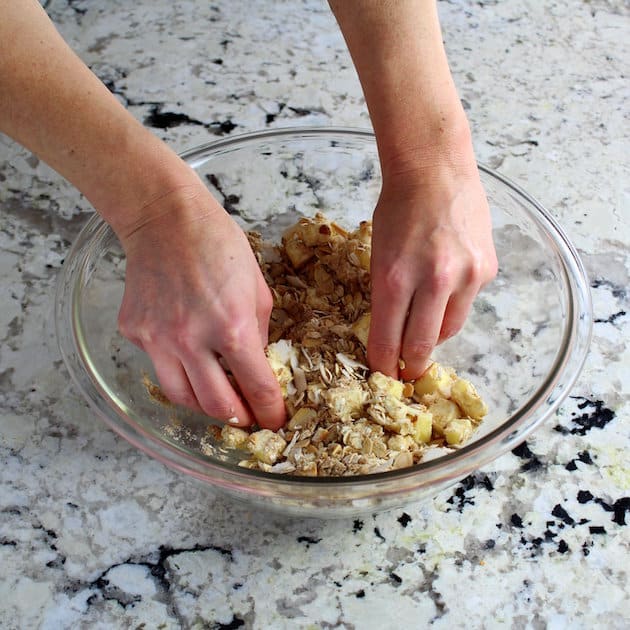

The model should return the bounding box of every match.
[152,212,488,476]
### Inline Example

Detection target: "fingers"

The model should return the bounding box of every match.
[369,256,485,382]
[143,344,204,414]
[167,312,286,430]
[255,277,273,349]
[140,339,285,430]
[400,288,450,380]
[367,269,411,378]
[121,301,284,429]
[219,331,287,431]
[180,350,257,428]
[438,282,478,344]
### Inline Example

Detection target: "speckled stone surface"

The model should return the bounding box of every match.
[1,1,628,628]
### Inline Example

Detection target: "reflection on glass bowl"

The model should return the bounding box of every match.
[55,127,592,517]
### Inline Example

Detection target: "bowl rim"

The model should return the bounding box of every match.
[55,125,593,491]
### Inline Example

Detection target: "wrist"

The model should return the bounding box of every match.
[377,107,476,189]
[86,131,206,243]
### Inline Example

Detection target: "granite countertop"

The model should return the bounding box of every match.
[1,1,628,628]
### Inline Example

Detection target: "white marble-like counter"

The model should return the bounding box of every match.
[1,1,628,628]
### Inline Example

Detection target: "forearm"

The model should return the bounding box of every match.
[0,0,195,238]
[328,0,471,178]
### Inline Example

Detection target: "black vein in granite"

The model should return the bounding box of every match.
[511,440,545,472]
[294,168,324,208]
[3,193,84,244]
[423,569,447,620]
[389,572,402,586]
[265,102,286,124]
[145,107,205,129]
[554,398,615,436]
[144,104,237,135]
[594,310,627,325]
[373,527,385,542]
[565,450,594,471]
[287,105,327,118]
[589,272,629,325]
[576,490,630,527]
[205,173,241,215]
[557,539,570,554]
[213,617,245,630]
[1,508,67,572]
[506,486,629,560]
[397,512,412,528]
[591,278,627,300]
[89,73,240,136]
[551,504,575,526]
[45,0,86,17]
[446,472,495,512]
[296,535,321,546]
[60,542,237,621]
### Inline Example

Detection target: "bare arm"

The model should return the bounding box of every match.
[329,0,498,379]
[0,0,182,234]
[0,0,286,429]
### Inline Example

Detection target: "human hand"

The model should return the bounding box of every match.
[368,155,498,381]
[116,183,286,430]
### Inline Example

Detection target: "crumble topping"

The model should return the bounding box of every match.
[152,213,488,476]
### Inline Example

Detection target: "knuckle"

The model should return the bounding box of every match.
[427,259,455,293]
[117,316,133,341]
[462,250,498,287]
[403,338,434,360]
[220,318,259,356]
[369,340,400,362]
[247,382,281,409]
[173,326,200,356]
[465,253,487,285]
[118,312,170,350]
[117,310,141,342]
[376,262,409,298]
[133,325,158,348]
[486,252,499,281]
[163,387,196,409]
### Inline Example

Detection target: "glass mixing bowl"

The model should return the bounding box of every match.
[55,127,592,517]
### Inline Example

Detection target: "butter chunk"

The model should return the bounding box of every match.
[247,429,287,465]
[220,425,250,449]
[324,384,368,419]
[451,378,488,420]
[427,398,462,435]
[413,362,456,399]
[412,411,434,444]
[368,371,405,400]
[444,418,474,446]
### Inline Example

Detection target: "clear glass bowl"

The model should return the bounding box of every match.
[55,127,592,517]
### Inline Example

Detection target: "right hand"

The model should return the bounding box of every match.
[368,156,498,381]
[116,181,286,430]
